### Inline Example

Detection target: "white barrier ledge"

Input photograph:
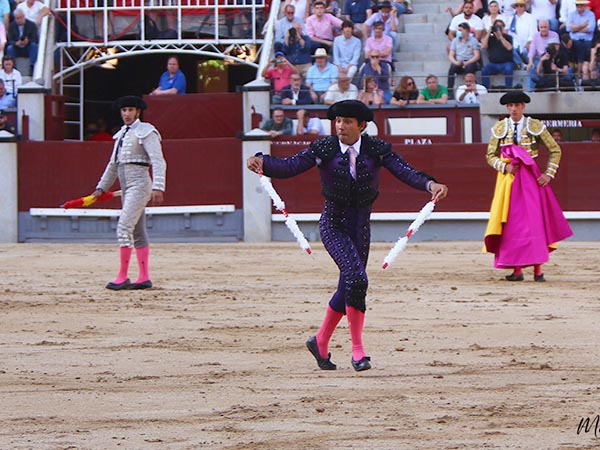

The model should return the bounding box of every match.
[272,211,600,222]
[30,205,235,217]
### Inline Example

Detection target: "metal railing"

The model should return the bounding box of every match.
[52,0,269,46]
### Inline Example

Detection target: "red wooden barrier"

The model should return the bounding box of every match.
[270,141,600,213]
[17,138,600,213]
[18,138,243,211]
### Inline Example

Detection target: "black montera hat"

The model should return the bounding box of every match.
[115,95,147,110]
[327,100,374,122]
[499,90,530,105]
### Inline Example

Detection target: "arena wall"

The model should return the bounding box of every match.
[15,138,600,242]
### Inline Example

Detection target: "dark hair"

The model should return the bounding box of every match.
[2,55,14,62]
[341,19,354,29]
[458,22,470,30]
[167,55,180,64]
[373,20,385,28]
[561,33,572,44]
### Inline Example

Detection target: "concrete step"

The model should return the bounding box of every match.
[396,40,446,52]
[411,3,445,14]
[402,13,450,26]
[15,57,32,77]
[396,50,448,61]
[394,60,449,75]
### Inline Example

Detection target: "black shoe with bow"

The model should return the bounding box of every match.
[505,273,524,281]
[129,280,153,290]
[306,336,336,370]
[105,278,131,290]
[351,356,371,372]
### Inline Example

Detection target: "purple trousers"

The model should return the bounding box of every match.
[319,200,371,314]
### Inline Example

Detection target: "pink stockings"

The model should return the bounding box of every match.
[113,246,150,284]
[315,305,366,361]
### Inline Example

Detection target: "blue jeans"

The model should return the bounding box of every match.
[392,2,407,14]
[482,61,514,89]
[527,57,540,91]
[512,47,528,67]
[7,43,38,66]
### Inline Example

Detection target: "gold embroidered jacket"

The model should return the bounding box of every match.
[486,117,561,178]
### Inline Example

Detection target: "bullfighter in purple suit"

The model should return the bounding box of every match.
[246,100,448,372]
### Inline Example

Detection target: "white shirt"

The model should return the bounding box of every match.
[511,117,525,142]
[455,83,488,104]
[324,83,359,104]
[530,0,558,21]
[0,68,22,95]
[449,13,485,34]
[559,0,576,24]
[16,0,47,24]
[482,13,507,32]
[508,11,536,50]
[339,136,362,155]
[293,117,327,135]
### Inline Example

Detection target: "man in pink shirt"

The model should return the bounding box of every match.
[364,21,393,62]
[306,0,343,52]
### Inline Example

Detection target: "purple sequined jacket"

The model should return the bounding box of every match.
[262,135,434,208]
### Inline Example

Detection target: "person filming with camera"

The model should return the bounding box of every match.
[261,51,300,104]
[282,23,313,77]
[481,19,514,90]
[535,36,575,90]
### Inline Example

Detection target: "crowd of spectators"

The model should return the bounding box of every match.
[266,0,600,109]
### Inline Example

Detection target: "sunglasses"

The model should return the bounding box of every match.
[407,81,414,85]
[371,55,380,58]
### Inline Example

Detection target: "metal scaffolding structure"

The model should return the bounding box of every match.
[49,0,278,139]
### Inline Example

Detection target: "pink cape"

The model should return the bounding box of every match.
[485,144,573,268]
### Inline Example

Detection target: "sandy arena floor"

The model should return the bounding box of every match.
[0,241,599,449]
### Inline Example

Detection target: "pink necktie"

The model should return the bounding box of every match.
[348,146,357,179]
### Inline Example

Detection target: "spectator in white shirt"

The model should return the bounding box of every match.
[294,109,327,135]
[15,0,50,28]
[0,56,22,97]
[323,74,359,104]
[455,72,487,104]
[448,0,485,41]
[507,0,537,67]
[530,0,560,32]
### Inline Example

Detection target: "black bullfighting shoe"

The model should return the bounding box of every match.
[505,273,524,281]
[351,356,371,372]
[105,279,131,290]
[534,274,546,282]
[306,336,337,370]
[128,280,153,290]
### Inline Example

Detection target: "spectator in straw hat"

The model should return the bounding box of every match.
[507,0,536,68]
[306,47,339,102]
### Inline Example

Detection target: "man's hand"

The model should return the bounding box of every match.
[246,156,264,173]
[151,190,164,205]
[91,189,104,199]
[429,182,448,202]
[537,173,551,186]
